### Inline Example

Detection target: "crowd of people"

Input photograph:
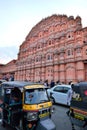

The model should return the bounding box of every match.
[44,79,61,88]
[2,75,14,81]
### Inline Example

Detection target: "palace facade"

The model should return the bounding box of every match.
[0,14,87,84]
[14,14,87,84]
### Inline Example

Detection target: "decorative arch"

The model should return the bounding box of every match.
[66,65,75,82]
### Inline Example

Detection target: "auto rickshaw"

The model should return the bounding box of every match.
[68,82,87,130]
[0,81,56,130]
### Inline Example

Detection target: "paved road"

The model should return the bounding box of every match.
[0,104,87,130]
[52,104,87,130]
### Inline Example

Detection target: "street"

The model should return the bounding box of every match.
[52,104,87,130]
[0,104,87,130]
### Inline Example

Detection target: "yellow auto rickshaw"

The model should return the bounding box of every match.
[0,81,56,130]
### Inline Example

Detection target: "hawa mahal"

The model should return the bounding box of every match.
[0,14,87,84]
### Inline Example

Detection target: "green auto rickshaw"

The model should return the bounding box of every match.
[68,82,87,130]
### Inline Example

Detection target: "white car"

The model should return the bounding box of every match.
[47,84,71,106]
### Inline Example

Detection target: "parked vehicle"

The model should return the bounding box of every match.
[0,79,6,84]
[68,82,87,130]
[0,81,56,130]
[47,84,71,106]
[0,79,6,101]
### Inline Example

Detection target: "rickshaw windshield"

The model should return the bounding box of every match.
[25,88,49,104]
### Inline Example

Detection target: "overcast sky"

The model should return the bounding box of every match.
[0,0,87,64]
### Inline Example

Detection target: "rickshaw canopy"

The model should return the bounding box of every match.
[1,81,46,92]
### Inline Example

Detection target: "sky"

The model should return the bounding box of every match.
[0,0,87,64]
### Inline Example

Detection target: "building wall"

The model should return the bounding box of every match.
[0,64,4,79]
[0,14,87,84]
[15,14,87,84]
[0,60,16,80]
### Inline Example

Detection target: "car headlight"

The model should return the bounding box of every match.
[27,112,38,121]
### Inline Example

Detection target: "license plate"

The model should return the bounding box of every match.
[39,112,50,118]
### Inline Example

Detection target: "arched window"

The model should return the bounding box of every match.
[67,50,71,56]
[86,49,87,55]
[49,40,52,45]
[67,49,73,56]
[47,54,53,60]
[77,48,81,53]
[36,57,38,62]
[38,44,40,49]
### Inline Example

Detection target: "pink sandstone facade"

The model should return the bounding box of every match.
[0,60,16,80]
[0,64,4,79]
[0,14,87,84]
[15,14,87,84]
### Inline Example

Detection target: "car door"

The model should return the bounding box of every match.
[51,86,64,104]
[63,86,70,105]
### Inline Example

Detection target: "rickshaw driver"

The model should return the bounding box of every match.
[25,89,35,104]
[9,87,22,105]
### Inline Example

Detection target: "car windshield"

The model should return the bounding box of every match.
[25,88,49,104]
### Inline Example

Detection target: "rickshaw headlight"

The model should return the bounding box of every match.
[27,112,38,121]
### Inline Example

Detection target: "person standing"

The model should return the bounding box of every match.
[44,80,49,87]
[67,86,73,106]
[50,80,55,88]
[66,84,74,115]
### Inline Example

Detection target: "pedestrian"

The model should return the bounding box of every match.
[44,80,49,87]
[66,83,74,115]
[50,80,55,88]
[67,86,73,106]
[56,80,61,85]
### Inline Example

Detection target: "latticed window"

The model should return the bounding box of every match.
[47,54,53,60]
[67,49,73,56]
[47,55,49,60]
[54,54,58,59]
[86,49,87,55]
[49,40,51,45]
[60,53,64,57]
[77,48,81,53]
[67,50,70,56]
[36,57,38,62]
[38,45,40,49]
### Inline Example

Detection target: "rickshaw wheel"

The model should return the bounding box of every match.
[2,120,6,127]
